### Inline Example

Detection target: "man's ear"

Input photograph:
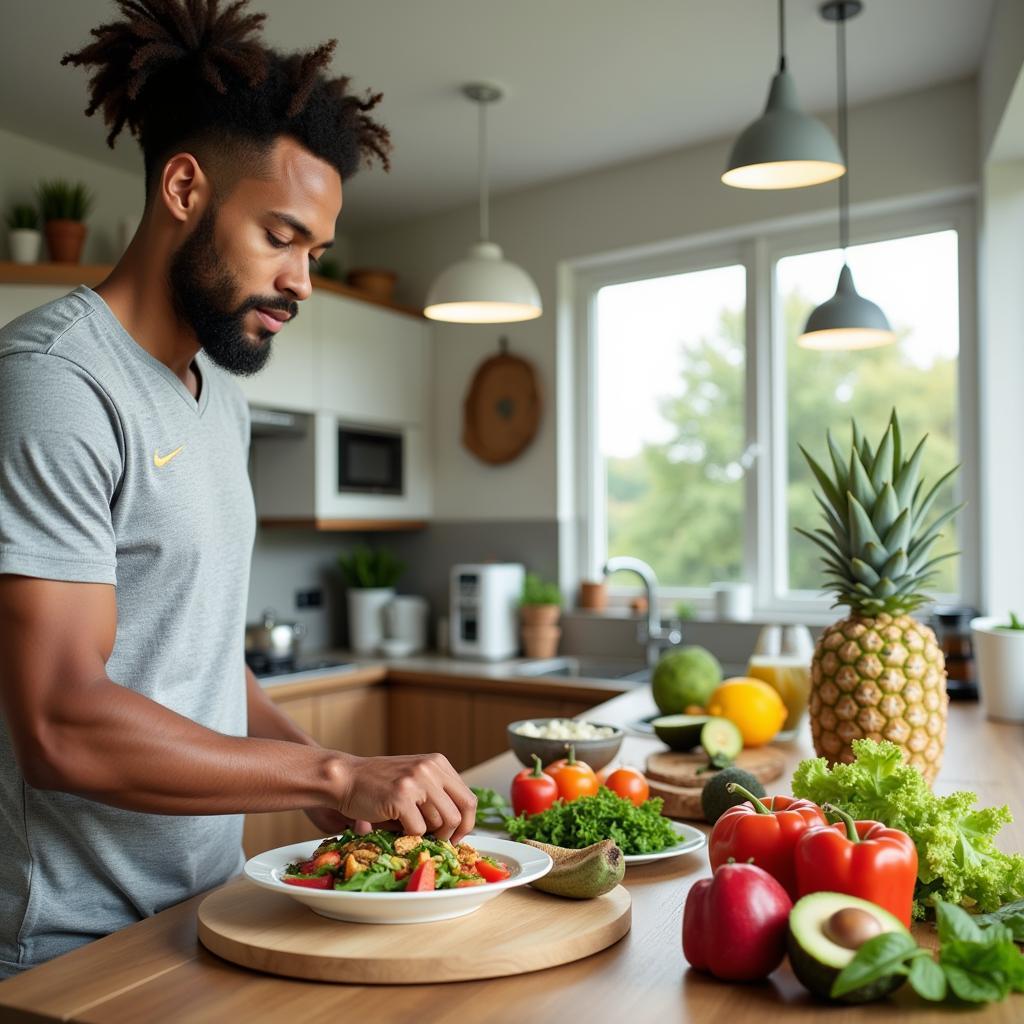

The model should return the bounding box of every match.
[159,153,211,225]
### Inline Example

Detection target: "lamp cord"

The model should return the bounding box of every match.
[478,99,490,243]
[837,7,849,253]
[778,0,787,71]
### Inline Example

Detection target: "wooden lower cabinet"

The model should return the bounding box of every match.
[387,685,474,770]
[241,686,387,858]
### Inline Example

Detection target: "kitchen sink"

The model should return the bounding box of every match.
[513,656,650,683]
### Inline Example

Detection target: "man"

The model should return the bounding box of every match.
[0,0,475,978]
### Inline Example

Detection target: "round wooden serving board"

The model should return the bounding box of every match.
[197,879,631,984]
[645,747,788,821]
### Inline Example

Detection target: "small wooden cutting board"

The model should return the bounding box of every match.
[197,878,631,984]
[646,747,786,788]
[645,747,788,822]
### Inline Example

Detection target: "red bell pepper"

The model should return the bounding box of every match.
[406,858,436,892]
[683,862,793,981]
[795,803,918,928]
[282,873,332,889]
[511,754,560,816]
[709,784,828,899]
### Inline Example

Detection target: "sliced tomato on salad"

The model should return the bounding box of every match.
[282,873,332,889]
[406,858,436,892]
[473,858,511,883]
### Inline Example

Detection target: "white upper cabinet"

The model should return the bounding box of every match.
[234,292,320,411]
[316,293,429,426]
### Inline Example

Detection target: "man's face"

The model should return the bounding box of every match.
[169,137,342,376]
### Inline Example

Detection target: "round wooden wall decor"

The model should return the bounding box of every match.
[462,347,542,465]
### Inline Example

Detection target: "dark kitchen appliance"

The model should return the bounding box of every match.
[245,652,355,679]
[930,604,979,700]
[337,424,404,496]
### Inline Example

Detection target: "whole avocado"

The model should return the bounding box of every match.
[701,766,766,824]
[651,646,722,714]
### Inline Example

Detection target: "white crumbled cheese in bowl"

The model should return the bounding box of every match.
[514,719,617,740]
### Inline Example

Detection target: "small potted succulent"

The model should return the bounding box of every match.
[6,203,42,264]
[37,179,94,264]
[519,573,563,659]
[338,544,406,654]
[970,611,1024,722]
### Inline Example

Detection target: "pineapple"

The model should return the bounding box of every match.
[798,411,960,784]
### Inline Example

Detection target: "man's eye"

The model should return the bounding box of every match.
[266,231,288,249]
[309,254,322,270]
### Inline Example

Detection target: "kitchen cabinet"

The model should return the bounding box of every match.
[316,293,430,426]
[387,685,475,771]
[471,693,595,766]
[234,292,320,412]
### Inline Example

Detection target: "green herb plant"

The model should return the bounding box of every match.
[338,544,405,589]
[505,788,678,855]
[470,787,513,828]
[6,204,39,230]
[36,180,94,222]
[792,739,1024,918]
[998,611,1024,631]
[831,899,1024,1004]
[520,573,562,607]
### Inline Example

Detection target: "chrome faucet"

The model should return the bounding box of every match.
[602,556,682,668]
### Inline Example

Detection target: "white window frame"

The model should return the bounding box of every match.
[565,190,978,622]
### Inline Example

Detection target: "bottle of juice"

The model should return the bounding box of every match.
[746,626,813,739]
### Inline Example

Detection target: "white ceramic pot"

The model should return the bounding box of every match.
[970,615,1024,722]
[347,587,394,654]
[9,228,42,264]
[712,581,753,621]
[383,595,429,653]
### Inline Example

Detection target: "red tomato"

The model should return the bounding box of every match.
[282,874,332,889]
[604,767,650,806]
[311,850,342,872]
[455,877,487,887]
[511,754,560,816]
[544,746,599,802]
[406,858,436,892]
[474,859,511,883]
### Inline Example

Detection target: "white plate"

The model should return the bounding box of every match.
[243,834,552,925]
[475,819,707,866]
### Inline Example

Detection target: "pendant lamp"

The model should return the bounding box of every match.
[799,1,894,350]
[424,83,542,324]
[723,0,845,190]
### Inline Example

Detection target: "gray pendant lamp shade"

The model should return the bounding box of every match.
[424,84,542,324]
[799,264,894,350]
[799,0,895,351]
[722,0,844,190]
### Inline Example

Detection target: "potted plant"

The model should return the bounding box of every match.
[970,612,1024,722]
[6,203,42,264]
[520,573,562,659]
[338,545,406,654]
[37,179,94,264]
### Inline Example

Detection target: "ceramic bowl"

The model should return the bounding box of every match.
[506,719,625,771]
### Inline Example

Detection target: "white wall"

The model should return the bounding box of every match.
[352,79,979,523]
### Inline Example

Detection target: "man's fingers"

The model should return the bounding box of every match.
[397,805,428,838]
[424,790,464,841]
[447,782,478,843]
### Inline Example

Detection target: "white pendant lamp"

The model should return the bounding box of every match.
[799,1,895,351]
[424,83,542,324]
[723,0,845,190]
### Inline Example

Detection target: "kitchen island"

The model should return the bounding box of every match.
[0,680,1021,1023]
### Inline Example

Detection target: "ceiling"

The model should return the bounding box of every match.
[0,0,993,230]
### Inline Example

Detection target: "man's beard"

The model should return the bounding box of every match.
[168,204,297,377]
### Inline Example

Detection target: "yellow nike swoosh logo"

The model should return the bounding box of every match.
[153,445,185,468]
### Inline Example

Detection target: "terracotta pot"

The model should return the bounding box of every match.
[520,604,560,628]
[521,624,561,660]
[45,220,87,263]
[578,580,608,611]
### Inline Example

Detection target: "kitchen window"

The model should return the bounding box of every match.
[571,199,977,617]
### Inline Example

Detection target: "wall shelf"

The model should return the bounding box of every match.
[258,518,428,532]
[0,261,425,320]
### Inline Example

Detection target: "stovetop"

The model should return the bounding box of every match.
[246,653,356,679]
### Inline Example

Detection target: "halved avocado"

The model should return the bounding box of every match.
[788,892,911,1003]
[700,717,743,761]
[651,714,711,751]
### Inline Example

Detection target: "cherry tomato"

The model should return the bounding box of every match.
[282,874,332,889]
[511,754,560,816]
[604,766,650,806]
[474,858,511,883]
[544,745,599,802]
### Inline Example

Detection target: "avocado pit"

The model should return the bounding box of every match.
[823,907,883,950]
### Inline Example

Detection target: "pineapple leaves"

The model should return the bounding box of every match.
[870,426,894,493]
[894,435,927,508]
[848,494,887,571]
[826,431,850,494]
[849,450,877,510]
[802,446,844,515]
[851,558,881,587]
[871,483,900,538]
[913,464,960,531]
[889,409,902,474]
[882,508,912,555]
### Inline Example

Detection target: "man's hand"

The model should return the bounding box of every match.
[329,752,477,843]
[303,806,372,837]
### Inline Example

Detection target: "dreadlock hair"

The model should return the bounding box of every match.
[61,0,391,202]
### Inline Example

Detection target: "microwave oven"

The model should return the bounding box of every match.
[337,423,403,496]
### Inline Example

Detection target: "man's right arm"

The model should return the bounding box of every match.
[0,576,475,840]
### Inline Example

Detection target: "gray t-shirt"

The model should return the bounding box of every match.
[0,285,256,976]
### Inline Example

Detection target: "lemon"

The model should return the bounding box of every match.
[706,677,787,747]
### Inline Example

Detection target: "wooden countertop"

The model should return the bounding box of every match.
[1,691,1021,1023]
